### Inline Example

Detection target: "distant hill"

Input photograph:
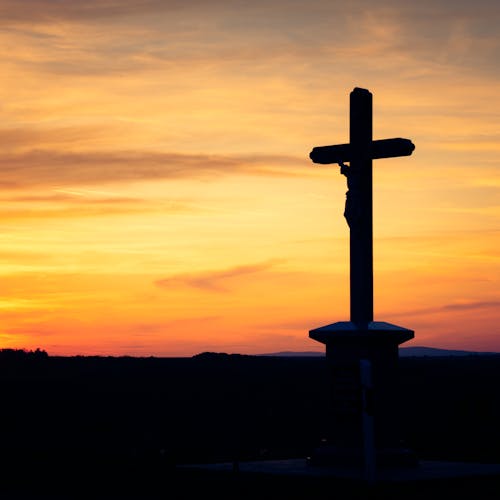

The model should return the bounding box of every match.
[260,351,325,357]
[399,346,500,357]
[260,346,500,357]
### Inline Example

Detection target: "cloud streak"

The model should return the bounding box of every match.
[155,259,284,292]
[389,300,500,318]
[0,190,200,221]
[0,150,306,188]
[0,1,197,24]
[442,301,500,312]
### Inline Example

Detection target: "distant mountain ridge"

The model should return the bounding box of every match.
[400,346,500,357]
[260,346,500,357]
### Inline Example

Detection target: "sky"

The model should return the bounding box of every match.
[0,0,499,357]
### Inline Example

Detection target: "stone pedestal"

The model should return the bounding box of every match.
[307,321,418,469]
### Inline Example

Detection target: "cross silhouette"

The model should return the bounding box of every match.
[310,87,415,327]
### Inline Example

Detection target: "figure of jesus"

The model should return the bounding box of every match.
[338,161,361,229]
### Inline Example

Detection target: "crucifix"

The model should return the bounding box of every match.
[310,87,415,327]
[307,87,418,472]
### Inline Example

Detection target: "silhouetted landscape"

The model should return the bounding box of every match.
[1,348,500,499]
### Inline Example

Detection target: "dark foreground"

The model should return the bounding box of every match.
[1,350,500,498]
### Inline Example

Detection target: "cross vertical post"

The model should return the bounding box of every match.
[349,88,373,327]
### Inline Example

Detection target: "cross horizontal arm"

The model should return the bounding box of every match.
[310,138,415,165]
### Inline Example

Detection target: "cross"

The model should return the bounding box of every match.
[310,87,415,328]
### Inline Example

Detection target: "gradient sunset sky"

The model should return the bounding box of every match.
[1,0,499,356]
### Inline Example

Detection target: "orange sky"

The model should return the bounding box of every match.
[1,0,499,356]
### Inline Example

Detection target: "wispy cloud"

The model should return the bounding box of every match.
[0,125,128,152]
[0,205,153,221]
[0,1,194,24]
[3,191,141,203]
[155,259,284,292]
[442,301,500,312]
[3,0,496,82]
[0,150,305,188]
[0,185,204,223]
[389,300,500,318]
[254,318,319,331]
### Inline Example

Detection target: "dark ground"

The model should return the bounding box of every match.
[1,350,500,498]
